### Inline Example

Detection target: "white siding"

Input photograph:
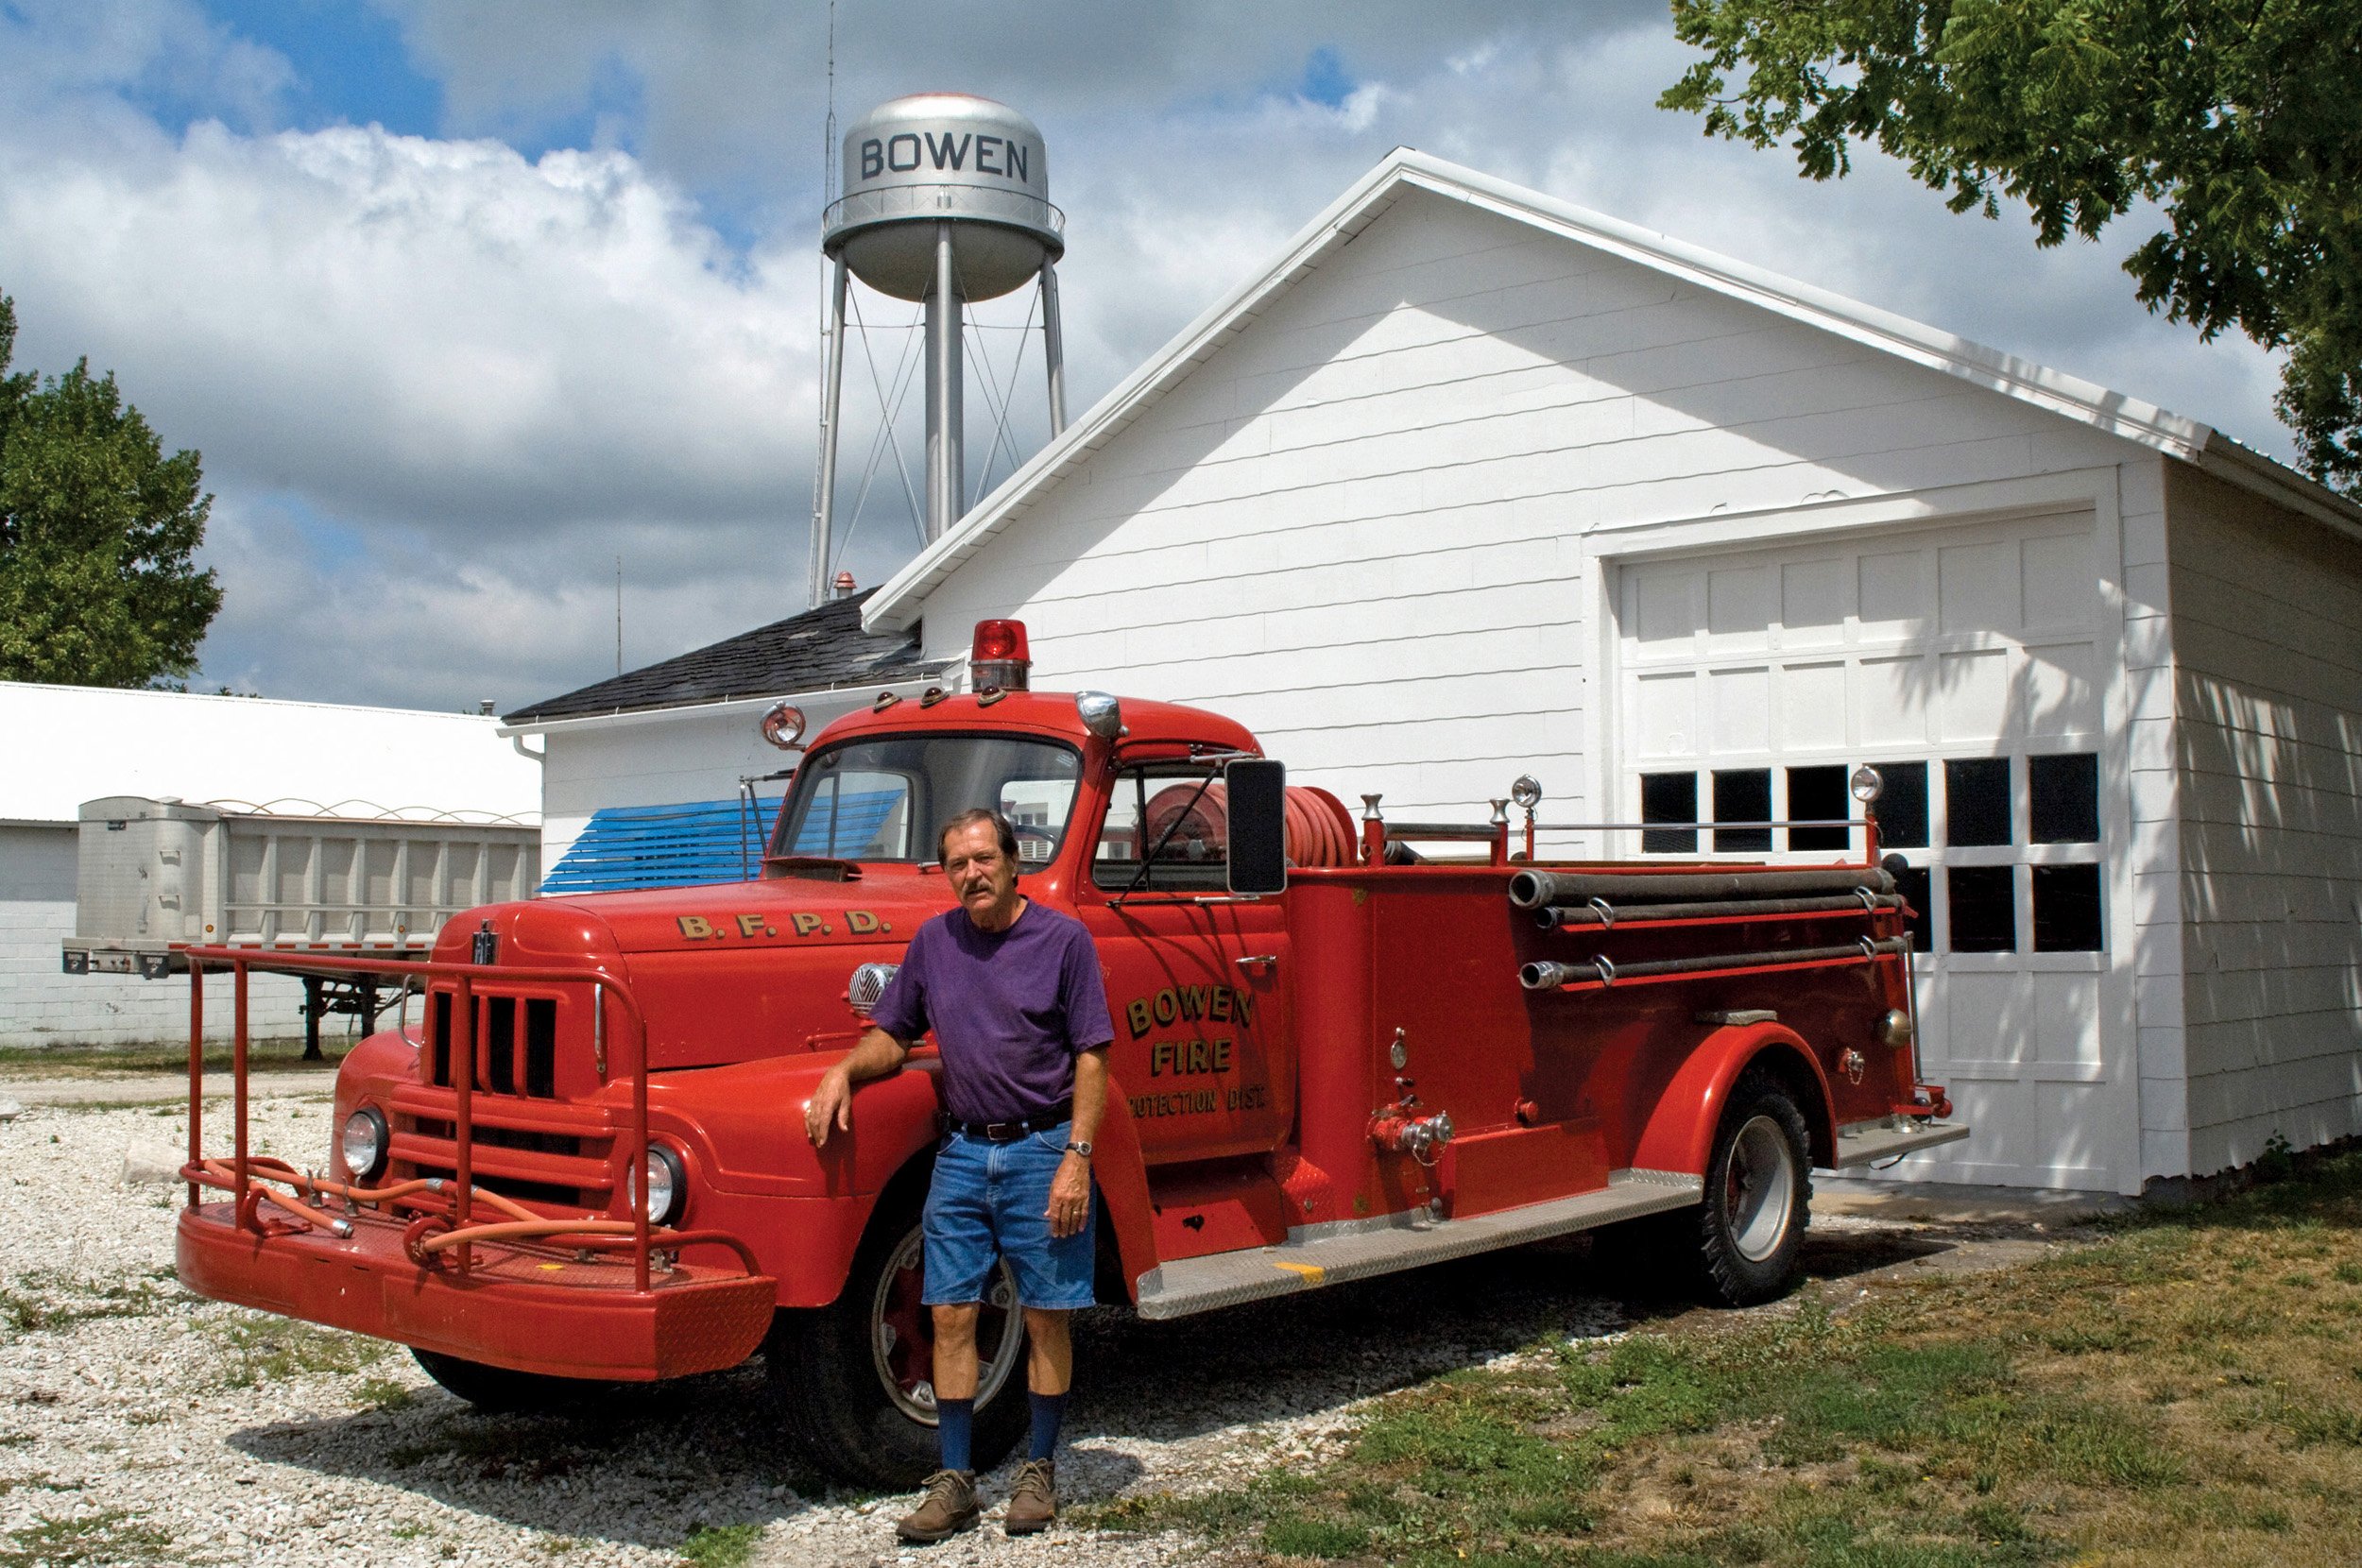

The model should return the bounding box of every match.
[920,188,2142,825]
[0,825,303,1048]
[2166,465,2362,1176]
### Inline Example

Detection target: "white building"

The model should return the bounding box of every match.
[859,149,2362,1196]
[0,683,539,1048]
[500,589,942,889]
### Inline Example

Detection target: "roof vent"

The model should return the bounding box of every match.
[832,571,858,601]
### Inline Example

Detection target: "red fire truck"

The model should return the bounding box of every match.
[175,620,1963,1484]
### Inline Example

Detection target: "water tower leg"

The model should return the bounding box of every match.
[925,221,965,541]
[1041,259,1068,436]
[809,253,849,609]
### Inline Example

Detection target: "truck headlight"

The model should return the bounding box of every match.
[625,1144,688,1226]
[340,1106,388,1182]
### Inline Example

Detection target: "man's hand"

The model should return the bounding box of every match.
[1047,1150,1090,1237]
[804,1027,914,1149]
[804,1065,854,1148]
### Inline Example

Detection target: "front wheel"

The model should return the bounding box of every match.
[411,1349,607,1413]
[767,1188,1029,1488]
[1693,1069,1813,1306]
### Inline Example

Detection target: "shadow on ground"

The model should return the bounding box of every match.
[226,1217,2011,1549]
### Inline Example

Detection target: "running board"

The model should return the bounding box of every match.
[1832,1117,1972,1167]
[1132,1168,1703,1321]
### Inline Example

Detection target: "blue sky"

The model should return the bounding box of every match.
[0,0,2291,713]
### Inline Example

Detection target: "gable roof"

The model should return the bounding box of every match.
[505,588,934,725]
[864,148,2362,632]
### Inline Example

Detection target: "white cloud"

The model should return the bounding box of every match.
[0,120,814,533]
[0,0,2303,715]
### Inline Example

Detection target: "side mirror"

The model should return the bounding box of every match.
[1224,758,1288,895]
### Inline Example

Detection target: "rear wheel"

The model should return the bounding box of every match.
[1694,1070,1812,1306]
[768,1187,1029,1488]
[1588,1069,1812,1307]
[410,1349,606,1413]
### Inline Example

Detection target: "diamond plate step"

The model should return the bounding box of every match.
[1133,1168,1704,1321]
[1832,1117,1972,1168]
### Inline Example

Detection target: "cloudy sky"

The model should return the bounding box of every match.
[0,0,2287,714]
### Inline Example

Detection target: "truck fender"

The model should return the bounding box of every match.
[1086,1078,1158,1304]
[1629,1023,1837,1178]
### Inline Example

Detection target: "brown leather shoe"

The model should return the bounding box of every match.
[896,1469,980,1543]
[1003,1457,1057,1535]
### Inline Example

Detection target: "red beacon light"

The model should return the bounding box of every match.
[970,619,1032,692]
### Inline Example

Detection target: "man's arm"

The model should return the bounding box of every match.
[804,1027,913,1149]
[1047,1044,1109,1238]
[1070,1044,1108,1146]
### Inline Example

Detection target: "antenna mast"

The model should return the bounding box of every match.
[805,2,839,608]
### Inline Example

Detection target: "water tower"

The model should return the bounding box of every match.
[807,94,1068,607]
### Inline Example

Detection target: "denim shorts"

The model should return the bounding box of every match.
[922,1122,1097,1311]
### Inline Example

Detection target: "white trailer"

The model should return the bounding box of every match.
[62,796,539,1055]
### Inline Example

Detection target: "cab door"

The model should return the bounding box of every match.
[1075,759,1292,1165]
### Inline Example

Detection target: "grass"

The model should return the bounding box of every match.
[352,1374,419,1412]
[678,1522,765,1566]
[0,1268,182,1342]
[208,1313,390,1388]
[1089,1148,2362,1566]
[0,1036,339,1080]
[0,1508,175,1567]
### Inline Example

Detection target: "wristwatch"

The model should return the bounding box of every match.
[1064,1140,1093,1159]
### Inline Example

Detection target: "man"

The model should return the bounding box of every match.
[804,808,1112,1542]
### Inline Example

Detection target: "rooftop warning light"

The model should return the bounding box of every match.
[971,620,1032,691]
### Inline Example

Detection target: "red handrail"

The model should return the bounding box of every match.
[180,946,663,1294]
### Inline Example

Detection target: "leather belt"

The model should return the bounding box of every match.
[944,1099,1074,1142]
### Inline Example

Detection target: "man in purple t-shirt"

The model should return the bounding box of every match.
[805,808,1113,1542]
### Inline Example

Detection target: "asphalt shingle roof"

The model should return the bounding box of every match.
[504,588,933,725]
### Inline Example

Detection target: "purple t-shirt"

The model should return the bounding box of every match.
[868,901,1115,1124]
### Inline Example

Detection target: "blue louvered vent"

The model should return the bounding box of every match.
[540,798,775,895]
[787,788,905,858]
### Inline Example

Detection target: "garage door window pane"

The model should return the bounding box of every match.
[2029,753,2100,844]
[1713,769,1772,852]
[2032,863,2104,950]
[1947,865,2016,952]
[1867,760,1928,849]
[1640,773,1697,854]
[1890,862,1933,952]
[1945,758,2012,846]
[1787,766,1850,852]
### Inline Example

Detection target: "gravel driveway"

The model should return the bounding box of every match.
[0,1086,2089,1567]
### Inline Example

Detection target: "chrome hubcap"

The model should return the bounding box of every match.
[1724,1115,1797,1264]
[870,1225,1022,1423]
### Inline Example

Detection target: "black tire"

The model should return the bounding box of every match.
[1587,1070,1813,1307]
[767,1185,1030,1489]
[410,1348,606,1413]
[1692,1069,1813,1306]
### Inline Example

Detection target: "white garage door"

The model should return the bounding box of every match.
[1613,510,2130,1190]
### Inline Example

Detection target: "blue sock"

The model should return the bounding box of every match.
[1028,1389,1068,1462]
[937,1397,974,1473]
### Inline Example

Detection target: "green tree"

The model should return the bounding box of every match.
[0,293,221,686]
[1662,0,2362,491]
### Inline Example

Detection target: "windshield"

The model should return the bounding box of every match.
[771,733,1084,867]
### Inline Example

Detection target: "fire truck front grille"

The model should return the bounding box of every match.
[429,991,559,1098]
[391,1110,612,1211]
[403,1116,585,1158]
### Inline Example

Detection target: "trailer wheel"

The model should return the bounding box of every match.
[767,1189,1029,1488]
[1694,1069,1812,1306]
[410,1349,605,1413]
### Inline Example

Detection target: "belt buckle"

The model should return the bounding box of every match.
[984,1119,1021,1141]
